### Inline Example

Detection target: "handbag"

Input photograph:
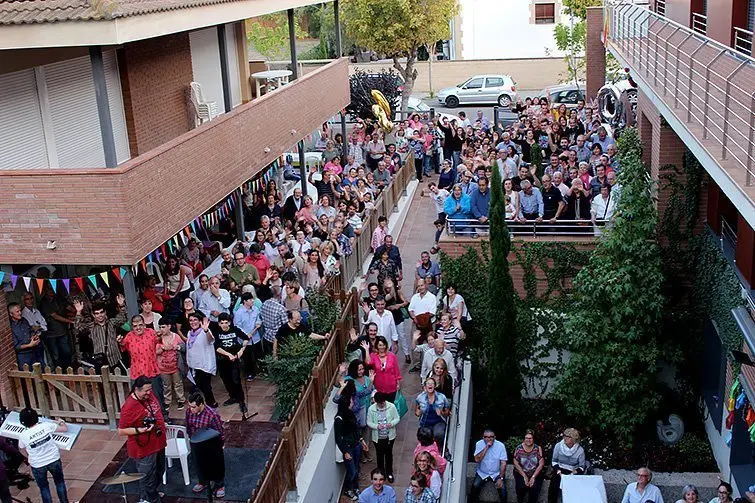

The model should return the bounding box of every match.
[394,390,408,418]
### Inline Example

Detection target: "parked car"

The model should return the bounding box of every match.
[537,82,586,109]
[436,74,518,108]
[401,97,461,125]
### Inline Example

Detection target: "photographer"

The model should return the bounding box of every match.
[118,376,166,503]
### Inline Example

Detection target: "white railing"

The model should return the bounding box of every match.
[692,12,707,35]
[655,0,665,16]
[444,219,609,238]
[440,360,473,503]
[735,27,754,57]
[607,1,755,186]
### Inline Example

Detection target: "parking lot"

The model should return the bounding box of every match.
[417,88,541,127]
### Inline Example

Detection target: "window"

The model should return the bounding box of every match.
[485,77,504,88]
[464,78,484,89]
[535,3,556,24]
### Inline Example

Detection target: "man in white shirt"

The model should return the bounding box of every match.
[18,408,69,503]
[191,274,211,308]
[591,183,618,235]
[420,338,456,382]
[621,467,664,503]
[366,296,400,353]
[198,276,231,322]
[470,429,507,503]
[21,293,47,333]
[409,279,437,338]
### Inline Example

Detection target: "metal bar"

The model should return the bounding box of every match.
[748,93,755,186]
[234,187,245,241]
[721,60,749,159]
[644,17,662,77]
[673,32,694,108]
[89,47,117,168]
[217,24,232,113]
[121,268,139,318]
[297,140,307,197]
[333,0,343,58]
[288,9,299,80]
[662,27,681,96]
[702,49,727,139]
[687,40,709,122]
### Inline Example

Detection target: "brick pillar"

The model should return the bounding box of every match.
[0,291,17,407]
[652,121,687,232]
[586,7,606,103]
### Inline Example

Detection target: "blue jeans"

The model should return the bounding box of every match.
[423,155,432,177]
[16,349,45,370]
[31,459,68,503]
[452,151,461,168]
[343,442,362,492]
[135,450,165,503]
[470,473,506,503]
[44,336,71,369]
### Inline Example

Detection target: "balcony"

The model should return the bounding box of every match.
[735,27,754,57]
[691,12,707,36]
[605,1,755,228]
[0,58,349,266]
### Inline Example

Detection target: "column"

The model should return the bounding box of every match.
[122,268,139,318]
[298,140,308,197]
[334,0,343,57]
[0,291,16,406]
[217,24,232,113]
[89,47,117,168]
[288,8,299,80]
[234,187,246,241]
[585,7,606,103]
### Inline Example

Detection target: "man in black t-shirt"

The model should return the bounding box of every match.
[273,311,330,359]
[213,313,248,412]
[541,174,566,222]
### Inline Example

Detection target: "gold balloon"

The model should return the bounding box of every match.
[371,89,392,117]
[371,104,393,133]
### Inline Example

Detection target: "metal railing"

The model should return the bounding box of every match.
[655,0,665,16]
[735,27,754,56]
[444,219,609,238]
[720,217,738,252]
[607,1,755,187]
[691,12,707,35]
[439,357,465,503]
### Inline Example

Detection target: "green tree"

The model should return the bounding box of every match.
[554,21,586,88]
[246,13,304,60]
[562,0,602,21]
[555,127,664,444]
[485,165,523,428]
[342,0,457,113]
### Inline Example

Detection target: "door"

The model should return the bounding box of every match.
[457,77,484,104]
[482,76,505,102]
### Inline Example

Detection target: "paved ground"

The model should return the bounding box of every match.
[419,89,542,127]
[340,173,441,502]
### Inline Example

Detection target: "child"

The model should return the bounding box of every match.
[156,319,185,411]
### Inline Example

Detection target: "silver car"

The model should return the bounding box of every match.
[437,74,518,108]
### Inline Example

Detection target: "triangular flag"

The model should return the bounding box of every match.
[184,227,191,239]
[87,274,98,288]
[155,248,162,263]
[140,258,147,271]
[190,221,197,234]
[119,267,128,280]
[35,278,45,293]
[50,279,58,293]
[10,275,18,289]
[167,240,174,254]
[99,272,110,287]
[147,252,154,264]
[22,277,31,291]
[61,279,70,293]
[0,271,4,285]
[74,277,84,292]
[112,268,122,282]
[173,235,181,249]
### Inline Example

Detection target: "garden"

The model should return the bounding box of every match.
[440,127,744,473]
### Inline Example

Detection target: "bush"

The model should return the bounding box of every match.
[264,335,321,417]
[306,287,341,335]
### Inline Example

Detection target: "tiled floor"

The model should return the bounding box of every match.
[10,375,278,503]
[341,174,441,502]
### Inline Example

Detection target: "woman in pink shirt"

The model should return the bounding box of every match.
[365,336,402,403]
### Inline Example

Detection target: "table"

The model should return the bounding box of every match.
[251,70,293,97]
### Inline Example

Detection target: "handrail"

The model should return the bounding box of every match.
[655,0,666,16]
[691,12,707,35]
[444,218,609,238]
[606,0,755,187]
[735,27,754,57]
[440,358,465,503]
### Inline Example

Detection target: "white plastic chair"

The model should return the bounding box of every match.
[163,425,191,486]
[189,82,219,125]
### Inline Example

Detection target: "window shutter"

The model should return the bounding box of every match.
[190,27,225,110]
[103,50,131,164]
[44,55,105,168]
[0,69,49,169]
[225,24,242,108]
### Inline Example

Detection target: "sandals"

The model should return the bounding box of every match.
[192,484,205,493]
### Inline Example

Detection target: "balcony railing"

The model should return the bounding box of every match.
[655,0,665,16]
[444,219,609,239]
[735,27,754,57]
[692,12,707,35]
[606,1,755,192]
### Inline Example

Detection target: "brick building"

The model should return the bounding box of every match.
[0,0,348,403]
[586,0,755,494]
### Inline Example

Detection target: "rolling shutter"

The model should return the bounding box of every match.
[0,69,49,169]
[44,55,105,168]
[103,50,131,164]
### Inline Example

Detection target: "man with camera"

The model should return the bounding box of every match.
[118,375,166,503]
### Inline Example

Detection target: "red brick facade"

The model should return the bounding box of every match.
[0,291,16,407]
[585,7,606,103]
[0,58,350,266]
[438,236,597,299]
[118,33,194,157]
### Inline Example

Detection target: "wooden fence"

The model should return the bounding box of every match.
[8,363,131,429]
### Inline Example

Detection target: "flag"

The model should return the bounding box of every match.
[112,268,122,282]
[35,278,45,293]
[119,267,128,280]
[62,279,70,293]
[23,277,31,291]
[100,272,110,287]
[74,277,84,292]
[0,271,4,285]
[87,274,98,288]
[10,275,18,289]
[50,279,58,293]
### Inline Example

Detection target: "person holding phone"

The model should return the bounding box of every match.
[8,302,46,369]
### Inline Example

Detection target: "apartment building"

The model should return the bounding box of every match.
[0,0,348,399]
[586,0,755,494]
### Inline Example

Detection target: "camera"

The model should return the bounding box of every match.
[143,416,162,437]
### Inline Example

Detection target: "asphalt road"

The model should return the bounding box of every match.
[419,89,541,128]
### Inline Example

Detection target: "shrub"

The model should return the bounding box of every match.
[264,335,321,417]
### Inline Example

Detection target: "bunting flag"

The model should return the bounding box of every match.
[50,279,58,293]
[22,277,31,291]
[112,267,122,282]
[10,275,18,289]
[99,272,110,287]
[74,277,84,292]
[62,279,70,293]
[0,271,4,285]
[119,267,128,280]
[87,274,98,288]
[35,278,45,293]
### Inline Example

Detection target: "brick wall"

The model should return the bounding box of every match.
[0,291,16,407]
[119,33,194,156]
[0,59,350,265]
[438,236,597,299]
[585,7,606,102]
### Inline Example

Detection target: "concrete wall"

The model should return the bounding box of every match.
[442,360,473,503]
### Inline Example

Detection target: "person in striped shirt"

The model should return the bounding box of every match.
[435,313,463,357]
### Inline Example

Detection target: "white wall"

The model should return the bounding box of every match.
[704,402,732,484]
[189,27,225,109]
[459,0,568,59]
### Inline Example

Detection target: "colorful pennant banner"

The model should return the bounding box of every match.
[0,268,125,294]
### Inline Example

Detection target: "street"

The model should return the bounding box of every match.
[418,88,541,128]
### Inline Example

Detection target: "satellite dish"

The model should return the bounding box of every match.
[656,414,685,445]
